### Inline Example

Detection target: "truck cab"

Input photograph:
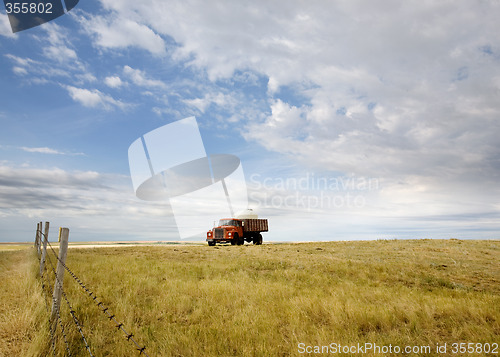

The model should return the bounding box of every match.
[207,217,267,246]
[207,218,244,246]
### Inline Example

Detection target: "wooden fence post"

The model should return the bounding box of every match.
[35,222,42,255]
[39,222,49,277]
[34,222,38,248]
[51,227,69,323]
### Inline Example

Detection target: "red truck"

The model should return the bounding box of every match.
[207,218,268,246]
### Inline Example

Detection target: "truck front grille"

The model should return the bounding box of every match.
[214,228,224,239]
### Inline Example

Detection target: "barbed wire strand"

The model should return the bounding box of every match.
[39,258,51,314]
[44,250,74,357]
[36,242,57,356]
[43,233,150,357]
[43,270,59,356]
[44,239,94,357]
[55,303,73,357]
[39,245,71,357]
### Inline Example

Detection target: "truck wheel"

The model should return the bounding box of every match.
[254,233,263,245]
[233,233,240,245]
[208,241,215,246]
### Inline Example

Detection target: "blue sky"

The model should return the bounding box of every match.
[1,0,500,242]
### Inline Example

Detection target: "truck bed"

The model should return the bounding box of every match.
[242,219,268,233]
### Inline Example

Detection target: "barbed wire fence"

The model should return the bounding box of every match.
[34,221,151,356]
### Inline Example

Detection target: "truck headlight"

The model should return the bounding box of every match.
[228,232,232,236]
[208,232,212,237]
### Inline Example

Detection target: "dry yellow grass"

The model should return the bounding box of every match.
[1,239,499,356]
[0,243,32,251]
[0,249,49,357]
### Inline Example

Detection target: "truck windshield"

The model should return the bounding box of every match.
[219,219,240,227]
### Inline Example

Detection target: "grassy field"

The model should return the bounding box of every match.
[0,239,499,356]
[0,247,49,356]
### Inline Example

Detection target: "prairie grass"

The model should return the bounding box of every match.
[0,249,49,357]
[1,239,499,356]
[0,243,32,251]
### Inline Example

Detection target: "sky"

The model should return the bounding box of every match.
[1,0,500,242]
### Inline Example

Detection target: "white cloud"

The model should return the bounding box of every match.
[21,147,65,155]
[43,45,78,62]
[4,23,100,106]
[65,85,129,111]
[93,0,496,231]
[0,165,178,241]
[122,65,166,89]
[75,72,97,84]
[0,165,104,191]
[19,147,85,156]
[104,75,124,88]
[39,23,79,63]
[5,27,93,83]
[151,106,180,118]
[183,92,237,114]
[66,86,103,107]
[77,12,166,56]
[12,66,27,75]
[4,54,59,79]
[5,54,39,68]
